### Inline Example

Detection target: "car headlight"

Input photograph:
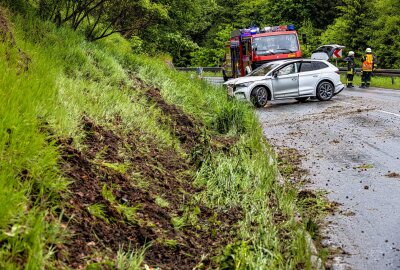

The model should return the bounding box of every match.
[234,92,246,100]
[236,82,252,88]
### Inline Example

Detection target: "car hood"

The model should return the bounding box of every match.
[224,76,265,85]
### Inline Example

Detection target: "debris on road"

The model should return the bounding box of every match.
[385,172,400,178]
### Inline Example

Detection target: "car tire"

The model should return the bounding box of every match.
[295,97,309,102]
[316,81,334,101]
[250,86,268,107]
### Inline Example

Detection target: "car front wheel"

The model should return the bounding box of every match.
[250,86,268,107]
[316,81,334,101]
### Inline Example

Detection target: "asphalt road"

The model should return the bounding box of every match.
[257,87,400,269]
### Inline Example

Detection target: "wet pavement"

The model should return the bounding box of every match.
[257,87,400,269]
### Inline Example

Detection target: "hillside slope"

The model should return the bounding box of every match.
[0,7,324,269]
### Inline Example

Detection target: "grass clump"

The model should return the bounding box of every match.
[87,204,109,223]
[171,206,201,230]
[116,244,149,270]
[101,185,140,222]
[155,196,170,208]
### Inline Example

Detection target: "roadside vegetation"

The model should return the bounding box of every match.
[0,4,330,269]
[340,74,400,90]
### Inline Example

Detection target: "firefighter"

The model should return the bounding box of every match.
[344,51,356,88]
[360,48,377,88]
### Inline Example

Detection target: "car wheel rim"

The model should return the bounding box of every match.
[256,88,267,104]
[319,83,333,99]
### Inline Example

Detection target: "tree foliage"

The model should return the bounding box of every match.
[2,0,399,67]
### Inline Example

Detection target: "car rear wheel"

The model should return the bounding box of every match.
[295,97,309,102]
[251,86,268,107]
[316,81,334,101]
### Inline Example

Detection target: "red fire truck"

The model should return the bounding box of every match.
[222,25,302,81]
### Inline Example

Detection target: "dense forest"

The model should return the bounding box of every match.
[3,0,400,68]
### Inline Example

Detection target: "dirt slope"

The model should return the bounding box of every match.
[56,84,241,269]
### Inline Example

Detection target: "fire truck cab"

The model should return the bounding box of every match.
[223,25,302,81]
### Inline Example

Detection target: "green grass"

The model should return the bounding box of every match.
[87,203,109,222]
[155,196,170,208]
[341,74,400,89]
[101,185,141,222]
[116,244,150,270]
[0,6,323,269]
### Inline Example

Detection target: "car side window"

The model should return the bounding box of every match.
[277,63,296,76]
[312,61,329,70]
[299,62,313,72]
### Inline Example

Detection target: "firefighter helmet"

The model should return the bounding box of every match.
[366,48,372,53]
[348,51,355,56]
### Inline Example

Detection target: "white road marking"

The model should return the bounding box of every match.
[337,101,400,118]
[376,110,400,118]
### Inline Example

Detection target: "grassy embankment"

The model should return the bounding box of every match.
[0,6,328,269]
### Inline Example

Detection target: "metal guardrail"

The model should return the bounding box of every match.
[177,67,400,76]
[338,68,400,77]
[175,67,222,73]
[177,67,400,85]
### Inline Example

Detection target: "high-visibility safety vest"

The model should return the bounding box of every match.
[362,54,374,71]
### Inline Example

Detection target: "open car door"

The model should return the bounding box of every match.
[311,44,345,60]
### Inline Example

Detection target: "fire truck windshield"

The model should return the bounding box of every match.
[253,34,298,56]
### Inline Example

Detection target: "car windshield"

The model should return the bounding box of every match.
[253,34,299,56]
[248,62,280,76]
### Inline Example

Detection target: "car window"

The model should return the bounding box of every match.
[299,62,313,72]
[248,62,279,76]
[312,61,329,70]
[277,63,296,76]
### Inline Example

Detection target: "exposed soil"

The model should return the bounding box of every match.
[276,146,308,182]
[0,7,14,44]
[0,8,30,72]
[131,76,200,152]
[57,113,241,269]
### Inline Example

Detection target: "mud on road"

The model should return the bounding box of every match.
[258,87,400,270]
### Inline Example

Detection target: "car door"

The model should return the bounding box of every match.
[298,61,317,96]
[272,62,299,98]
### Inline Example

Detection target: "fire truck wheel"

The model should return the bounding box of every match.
[251,86,268,107]
[316,81,334,101]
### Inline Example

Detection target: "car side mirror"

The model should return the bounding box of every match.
[272,71,278,78]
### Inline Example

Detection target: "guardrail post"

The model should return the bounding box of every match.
[392,77,395,86]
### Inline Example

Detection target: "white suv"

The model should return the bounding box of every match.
[224,59,344,107]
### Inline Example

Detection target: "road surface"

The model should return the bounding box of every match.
[204,76,400,269]
[257,87,400,269]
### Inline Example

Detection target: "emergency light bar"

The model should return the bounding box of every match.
[261,24,295,33]
[233,24,295,38]
[240,27,260,37]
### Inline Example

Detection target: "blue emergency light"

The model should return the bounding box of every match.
[287,24,295,31]
[250,27,259,34]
